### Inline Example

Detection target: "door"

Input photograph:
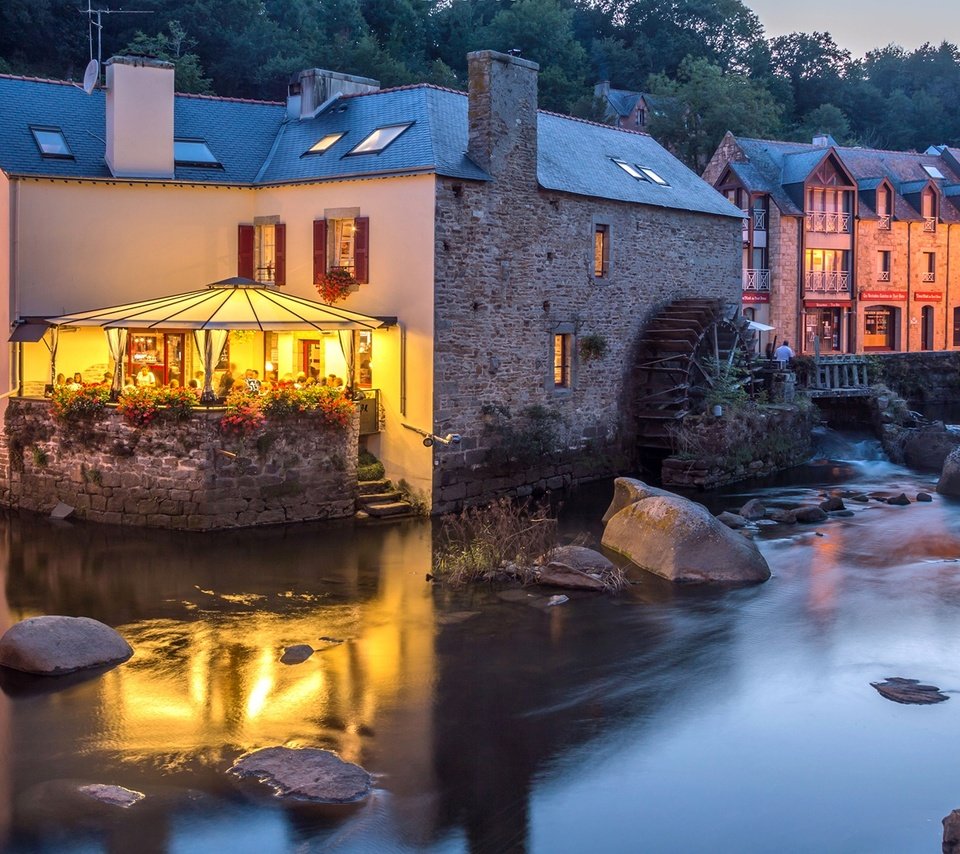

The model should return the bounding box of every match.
[301,339,324,381]
[921,306,935,351]
[164,333,184,386]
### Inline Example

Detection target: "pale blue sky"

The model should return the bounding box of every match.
[747,0,960,56]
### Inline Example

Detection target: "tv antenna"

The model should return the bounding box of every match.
[80,2,153,84]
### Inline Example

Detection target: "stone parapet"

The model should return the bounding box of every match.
[1,399,358,530]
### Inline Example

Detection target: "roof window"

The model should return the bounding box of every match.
[612,158,670,186]
[174,139,220,168]
[346,123,413,155]
[923,164,945,180]
[303,132,346,156]
[30,126,73,159]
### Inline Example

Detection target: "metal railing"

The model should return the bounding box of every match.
[877,214,891,230]
[806,211,851,233]
[923,217,937,232]
[752,209,767,230]
[922,271,935,283]
[805,270,850,293]
[743,269,770,292]
[877,270,890,282]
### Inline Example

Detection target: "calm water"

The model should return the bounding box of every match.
[1,435,960,853]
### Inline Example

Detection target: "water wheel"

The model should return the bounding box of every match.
[633,298,756,450]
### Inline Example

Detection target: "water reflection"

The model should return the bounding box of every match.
[2,448,960,851]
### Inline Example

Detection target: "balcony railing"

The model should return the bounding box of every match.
[805,270,850,293]
[877,214,891,230]
[743,269,771,292]
[751,209,767,231]
[922,271,935,283]
[923,217,937,232]
[806,211,851,233]
[877,270,890,282]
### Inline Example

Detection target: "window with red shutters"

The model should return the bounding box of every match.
[237,224,254,279]
[313,220,327,284]
[274,223,286,286]
[354,216,369,283]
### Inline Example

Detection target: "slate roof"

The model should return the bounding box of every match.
[728,135,960,223]
[0,73,740,218]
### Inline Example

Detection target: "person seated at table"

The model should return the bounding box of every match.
[136,365,156,387]
[54,373,66,388]
[67,372,83,390]
[244,369,261,393]
[303,376,316,387]
[167,379,180,389]
[101,372,112,386]
[122,378,136,393]
[188,378,199,389]
[217,364,236,398]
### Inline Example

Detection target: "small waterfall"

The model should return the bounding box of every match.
[811,426,888,463]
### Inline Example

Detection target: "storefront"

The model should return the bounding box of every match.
[862,306,899,351]
[803,300,851,353]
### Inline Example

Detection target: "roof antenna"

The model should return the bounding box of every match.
[78,1,153,92]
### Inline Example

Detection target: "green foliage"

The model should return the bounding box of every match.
[122,21,213,94]
[481,403,564,466]
[31,446,48,467]
[698,355,749,409]
[578,333,608,362]
[50,384,110,422]
[357,449,385,481]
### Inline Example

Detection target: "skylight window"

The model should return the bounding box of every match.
[923,164,945,179]
[639,167,669,186]
[303,132,346,156]
[30,126,73,159]
[346,123,413,155]
[174,138,220,167]
[612,158,645,180]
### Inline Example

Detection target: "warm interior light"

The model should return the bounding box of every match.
[265,361,274,372]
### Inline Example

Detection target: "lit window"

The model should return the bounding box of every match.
[303,132,345,156]
[612,158,644,180]
[554,334,572,389]
[328,219,356,275]
[255,224,276,284]
[30,126,72,158]
[594,224,610,278]
[923,165,945,180]
[174,138,219,167]
[639,167,669,186]
[346,123,413,155]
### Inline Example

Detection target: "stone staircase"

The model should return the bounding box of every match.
[356,478,418,519]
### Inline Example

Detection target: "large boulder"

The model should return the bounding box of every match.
[939,447,960,496]
[601,477,674,524]
[601,490,771,584]
[534,545,616,591]
[229,747,371,803]
[0,616,132,676]
[944,809,960,854]
[902,425,960,471]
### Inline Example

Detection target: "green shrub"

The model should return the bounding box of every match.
[358,449,385,481]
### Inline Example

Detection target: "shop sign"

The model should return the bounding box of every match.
[859,290,906,302]
[742,292,769,304]
[803,300,849,308]
[914,291,943,301]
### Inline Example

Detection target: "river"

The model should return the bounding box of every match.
[1,430,959,853]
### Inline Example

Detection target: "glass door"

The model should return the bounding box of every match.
[301,339,324,382]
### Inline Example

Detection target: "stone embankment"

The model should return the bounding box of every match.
[1,399,358,530]
[661,402,816,490]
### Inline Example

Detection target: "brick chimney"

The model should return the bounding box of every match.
[287,69,379,120]
[104,56,175,179]
[467,50,539,183]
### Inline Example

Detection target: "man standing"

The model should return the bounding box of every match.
[774,340,795,366]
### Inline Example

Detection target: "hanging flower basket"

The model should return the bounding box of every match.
[315,268,357,304]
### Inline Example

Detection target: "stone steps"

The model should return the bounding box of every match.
[356,477,418,519]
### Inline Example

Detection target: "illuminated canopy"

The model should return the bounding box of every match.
[46,278,389,332]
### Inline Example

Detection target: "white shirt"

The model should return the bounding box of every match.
[774,344,794,363]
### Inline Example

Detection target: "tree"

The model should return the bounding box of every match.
[769,31,851,122]
[123,21,213,94]
[647,56,782,172]
[793,104,851,144]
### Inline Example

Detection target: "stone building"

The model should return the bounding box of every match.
[0,50,741,519]
[704,132,960,355]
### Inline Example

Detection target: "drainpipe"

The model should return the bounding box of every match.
[797,215,804,353]
[906,222,912,352]
[945,222,952,350]
[10,179,20,396]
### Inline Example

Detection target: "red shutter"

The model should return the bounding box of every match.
[354,216,369,284]
[237,224,254,279]
[313,219,327,284]
[274,223,286,286]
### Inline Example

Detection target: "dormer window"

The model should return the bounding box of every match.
[876,185,891,229]
[611,158,669,186]
[346,123,413,155]
[30,126,73,159]
[174,139,220,168]
[303,132,345,156]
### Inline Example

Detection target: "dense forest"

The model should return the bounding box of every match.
[2,0,959,170]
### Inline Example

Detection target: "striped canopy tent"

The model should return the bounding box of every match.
[46,278,389,401]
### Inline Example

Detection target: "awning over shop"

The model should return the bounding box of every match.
[9,321,51,342]
[747,320,776,332]
[45,278,388,332]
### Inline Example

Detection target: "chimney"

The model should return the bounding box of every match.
[812,134,833,148]
[104,55,175,179]
[287,69,379,120]
[467,50,539,181]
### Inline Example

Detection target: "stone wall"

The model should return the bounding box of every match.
[868,351,960,405]
[1,399,358,530]
[660,403,815,490]
[431,180,740,511]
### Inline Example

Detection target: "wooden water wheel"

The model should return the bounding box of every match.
[633,298,756,450]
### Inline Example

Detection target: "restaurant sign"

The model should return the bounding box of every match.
[914,291,943,302]
[742,292,770,304]
[803,300,850,308]
[859,290,906,302]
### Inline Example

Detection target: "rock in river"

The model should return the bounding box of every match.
[534,545,616,591]
[229,747,372,803]
[938,447,960,497]
[601,477,673,524]
[739,499,766,520]
[716,511,747,529]
[601,486,770,584]
[870,677,948,705]
[0,616,133,676]
[944,809,960,854]
[280,644,314,665]
[794,506,828,523]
